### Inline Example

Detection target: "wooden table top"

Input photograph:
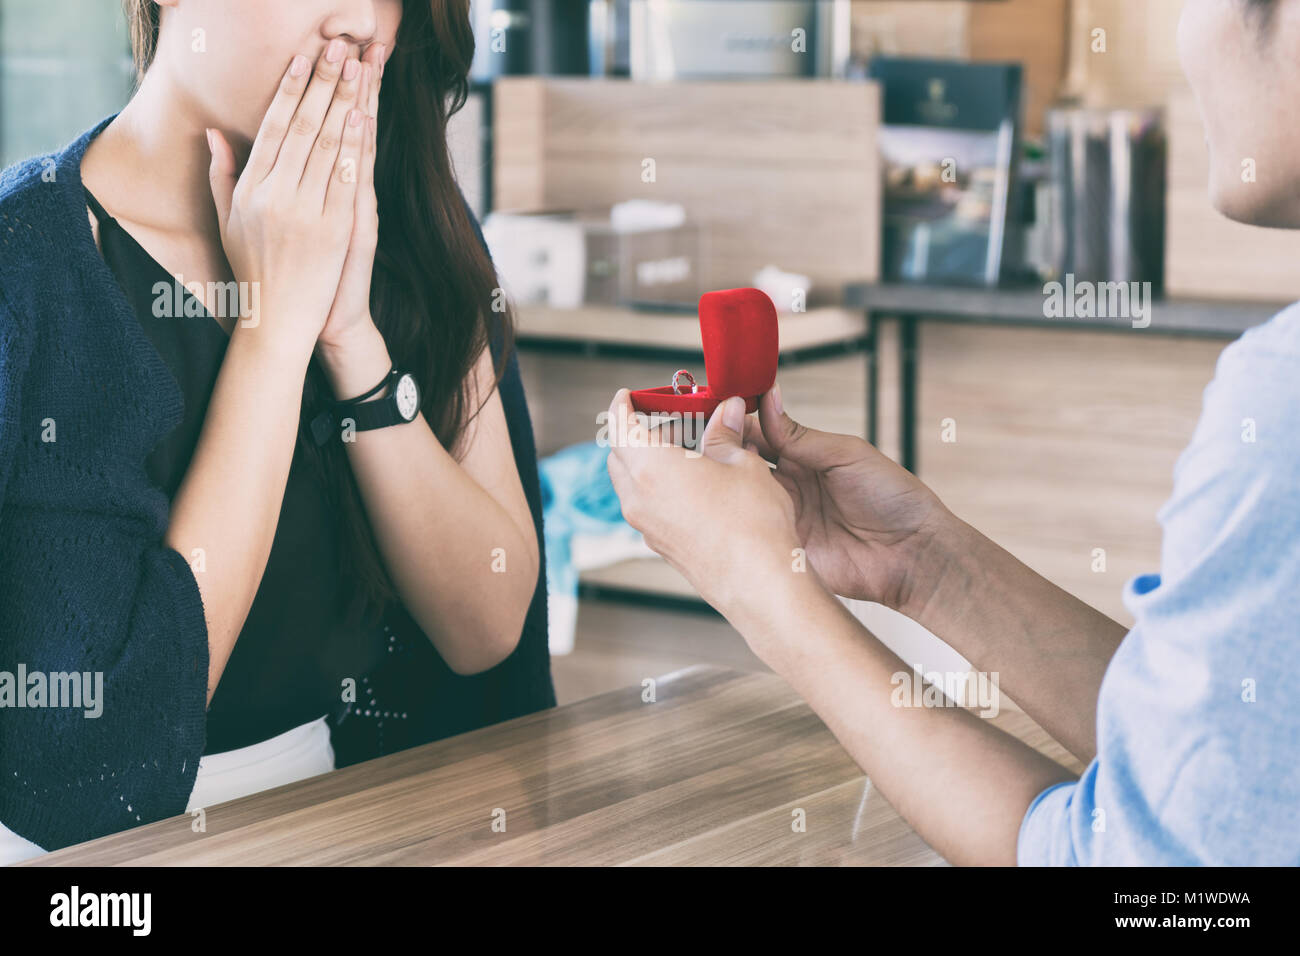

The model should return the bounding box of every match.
[28,666,1080,866]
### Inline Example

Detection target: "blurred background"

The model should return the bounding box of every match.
[4,0,1294,708]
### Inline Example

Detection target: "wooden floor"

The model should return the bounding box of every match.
[550,596,767,706]
[551,590,1035,716]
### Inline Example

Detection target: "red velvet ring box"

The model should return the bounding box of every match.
[628,287,779,417]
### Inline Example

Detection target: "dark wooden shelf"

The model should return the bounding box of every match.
[845,281,1287,338]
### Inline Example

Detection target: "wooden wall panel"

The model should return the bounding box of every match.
[1165,91,1300,302]
[1058,0,1186,109]
[446,91,487,218]
[966,0,1068,138]
[492,77,880,305]
[850,0,1068,137]
[915,321,1228,625]
[850,0,971,60]
[491,76,546,210]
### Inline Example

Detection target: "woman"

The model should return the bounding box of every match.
[0,0,553,862]
[607,0,1300,865]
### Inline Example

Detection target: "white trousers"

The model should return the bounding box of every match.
[0,715,335,866]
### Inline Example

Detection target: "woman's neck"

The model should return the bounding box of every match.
[82,66,240,250]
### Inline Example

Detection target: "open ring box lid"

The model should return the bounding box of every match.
[628,287,779,416]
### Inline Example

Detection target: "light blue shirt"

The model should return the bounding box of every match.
[1018,303,1300,866]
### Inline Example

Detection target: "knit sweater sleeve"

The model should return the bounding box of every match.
[0,284,32,517]
[0,282,210,853]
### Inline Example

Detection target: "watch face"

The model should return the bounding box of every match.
[394,373,420,421]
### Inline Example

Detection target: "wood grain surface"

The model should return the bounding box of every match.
[915,320,1226,625]
[850,0,1068,137]
[1165,89,1300,302]
[28,666,1081,867]
[492,77,881,303]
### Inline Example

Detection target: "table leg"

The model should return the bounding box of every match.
[899,315,918,475]
[866,310,879,447]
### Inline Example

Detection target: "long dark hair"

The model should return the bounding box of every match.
[124,0,517,629]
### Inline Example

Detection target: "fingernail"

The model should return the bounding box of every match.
[343,58,359,81]
[326,38,346,63]
[204,128,214,154]
[289,54,309,77]
[772,382,784,416]
[723,396,743,434]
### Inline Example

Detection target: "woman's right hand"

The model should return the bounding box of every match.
[743,382,956,616]
[206,39,369,351]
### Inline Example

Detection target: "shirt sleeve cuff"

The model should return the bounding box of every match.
[1017,780,1077,866]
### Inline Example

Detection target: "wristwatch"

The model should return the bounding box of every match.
[310,368,421,445]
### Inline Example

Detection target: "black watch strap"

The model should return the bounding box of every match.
[342,392,405,432]
[309,370,418,445]
[334,367,394,407]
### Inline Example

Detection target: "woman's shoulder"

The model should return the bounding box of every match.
[0,152,63,305]
[0,147,59,200]
[0,113,109,206]
[0,144,71,242]
[0,155,75,335]
[0,117,112,314]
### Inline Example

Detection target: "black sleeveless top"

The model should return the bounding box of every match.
[85,187,389,756]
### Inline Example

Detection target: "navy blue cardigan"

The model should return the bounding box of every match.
[0,116,554,851]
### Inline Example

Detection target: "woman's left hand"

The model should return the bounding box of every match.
[605,388,806,618]
[318,42,385,352]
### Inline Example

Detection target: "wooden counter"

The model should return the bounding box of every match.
[27,666,1080,866]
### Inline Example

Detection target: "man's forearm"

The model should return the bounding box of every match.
[724,570,1076,866]
[904,516,1129,763]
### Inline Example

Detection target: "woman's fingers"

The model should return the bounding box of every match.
[368,44,383,127]
[243,54,312,183]
[205,128,239,238]
[300,55,364,201]
[356,62,376,190]
[324,105,366,218]
[324,61,368,217]
[360,45,382,197]
[360,59,378,199]
[271,38,349,184]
